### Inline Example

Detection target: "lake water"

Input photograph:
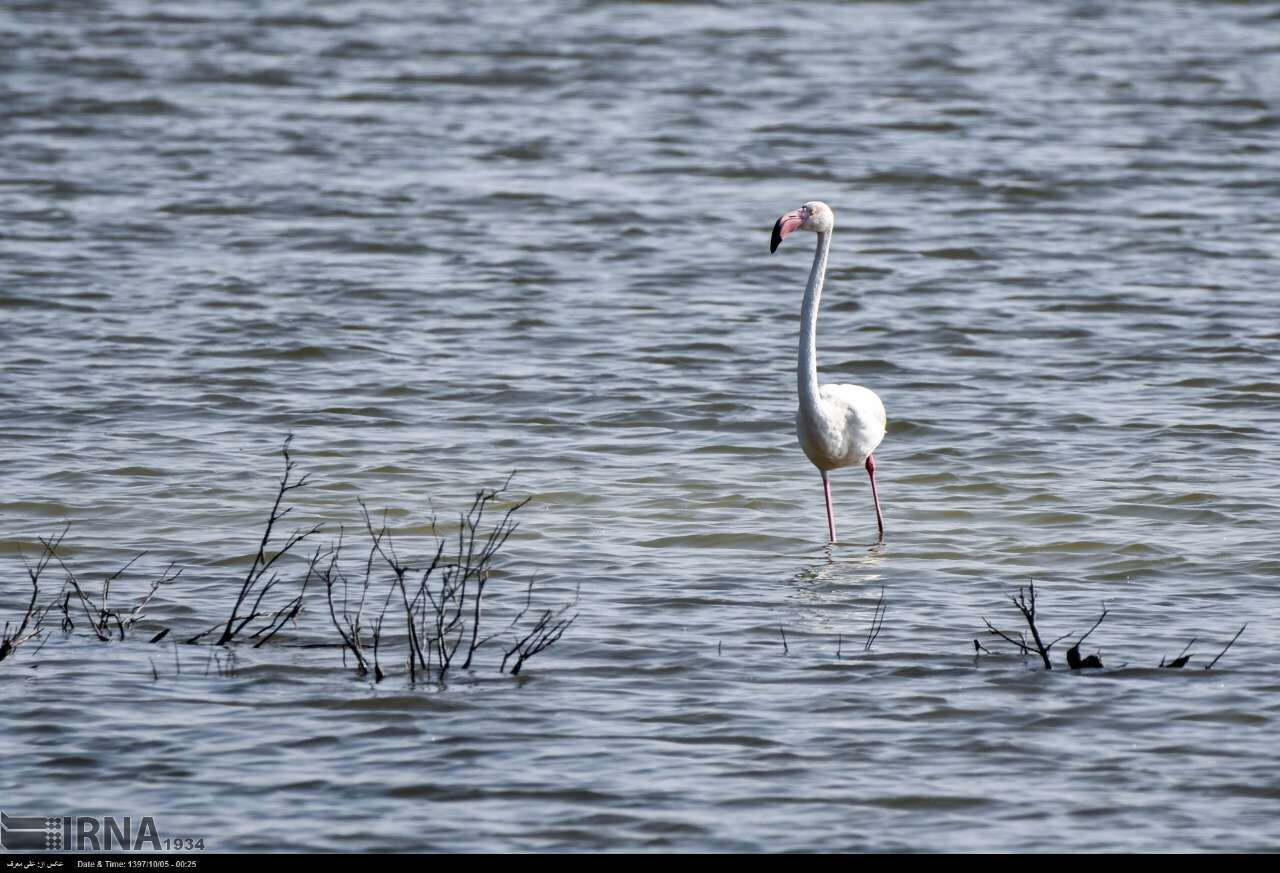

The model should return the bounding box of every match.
[2,0,1279,853]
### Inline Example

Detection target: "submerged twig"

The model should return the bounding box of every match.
[864,587,886,652]
[1204,624,1247,670]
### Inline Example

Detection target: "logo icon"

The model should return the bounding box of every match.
[1,813,62,851]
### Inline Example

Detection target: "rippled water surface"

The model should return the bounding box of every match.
[3,0,1280,853]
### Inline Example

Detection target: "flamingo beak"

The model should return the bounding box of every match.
[770,207,808,253]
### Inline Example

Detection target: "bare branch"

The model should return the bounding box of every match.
[1010,581,1053,670]
[1204,624,1247,670]
[982,617,1030,656]
[864,586,886,651]
[213,435,319,646]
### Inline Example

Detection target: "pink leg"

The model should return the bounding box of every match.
[866,454,885,543]
[822,471,837,544]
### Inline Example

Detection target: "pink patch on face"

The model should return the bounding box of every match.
[770,207,809,253]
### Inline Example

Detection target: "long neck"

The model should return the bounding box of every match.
[798,230,831,411]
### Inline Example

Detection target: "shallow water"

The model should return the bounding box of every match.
[3,0,1279,853]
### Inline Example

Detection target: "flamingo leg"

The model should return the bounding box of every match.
[822,470,837,544]
[866,454,885,543]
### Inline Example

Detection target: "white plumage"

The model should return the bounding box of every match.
[798,384,886,473]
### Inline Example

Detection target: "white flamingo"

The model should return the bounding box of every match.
[771,201,886,544]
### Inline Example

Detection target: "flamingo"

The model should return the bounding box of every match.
[771,201,886,544]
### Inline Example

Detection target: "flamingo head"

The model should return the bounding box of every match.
[770,201,834,253]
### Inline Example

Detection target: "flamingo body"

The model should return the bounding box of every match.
[797,383,886,473]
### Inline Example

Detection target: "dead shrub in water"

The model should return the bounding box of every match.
[976,581,1246,671]
[2,525,180,662]
[320,479,578,682]
[4,439,578,682]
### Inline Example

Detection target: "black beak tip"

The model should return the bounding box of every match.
[770,219,783,254]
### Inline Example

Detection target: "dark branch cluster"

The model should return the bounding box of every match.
[4,437,578,684]
[1160,624,1247,670]
[978,582,1246,671]
[3,525,182,663]
[50,539,183,643]
[981,581,1073,670]
[319,479,575,682]
[500,579,580,676]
